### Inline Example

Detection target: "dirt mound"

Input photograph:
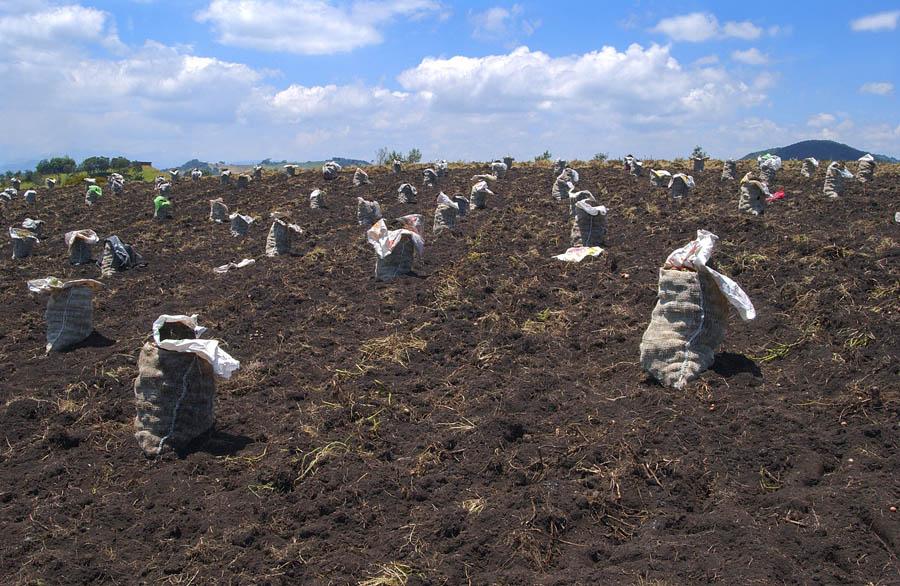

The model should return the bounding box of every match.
[0,161,897,584]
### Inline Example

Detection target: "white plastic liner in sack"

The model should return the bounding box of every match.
[692,156,708,173]
[22,218,44,237]
[391,160,402,174]
[353,168,370,186]
[433,192,459,234]
[27,277,104,353]
[220,169,231,184]
[630,160,644,177]
[650,169,671,188]
[639,230,756,389]
[436,160,449,177]
[10,227,39,259]
[857,154,876,183]
[191,169,202,181]
[284,164,297,177]
[357,197,382,227]
[65,229,100,265]
[322,161,342,180]
[398,183,418,203]
[253,165,263,180]
[552,168,579,201]
[823,162,854,198]
[169,169,180,183]
[491,161,508,178]
[471,180,493,209]
[133,315,240,456]
[214,259,256,274]
[570,197,608,247]
[46,178,57,189]
[668,173,695,199]
[553,159,567,176]
[423,168,438,187]
[801,158,818,178]
[367,215,425,281]
[10,177,21,189]
[237,174,251,188]
[553,246,604,262]
[24,189,37,204]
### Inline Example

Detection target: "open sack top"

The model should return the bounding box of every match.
[28,277,103,293]
[151,314,240,379]
[10,227,39,241]
[663,230,756,321]
[436,192,459,210]
[64,229,99,247]
[366,215,425,259]
[668,173,695,188]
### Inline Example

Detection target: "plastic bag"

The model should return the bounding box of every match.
[574,199,607,216]
[64,229,99,248]
[366,217,425,259]
[213,259,255,274]
[151,314,240,379]
[553,246,604,262]
[664,230,756,321]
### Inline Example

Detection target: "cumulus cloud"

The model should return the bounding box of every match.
[807,113,836,127]
[651,12,762,42]
[850,10,900,32]
[859,82,894,96]
[731,48,768,65]
[470,4,540,41]
[195,0,442,55]
[0,3,124,54]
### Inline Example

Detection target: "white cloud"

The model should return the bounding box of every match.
[195,0,441,55]
[859,82,894,96]
[807,113,836,127]
[0,3,123,53]
[651,12,762,42]
[731,48,768,66]
[850,10,900,32]
[470,4,540,41]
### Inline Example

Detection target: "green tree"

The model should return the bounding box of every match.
[110,156,131,169]
[691,145,708,159]
[406,148,422,163]
[592,152,608,163]
[534,150,552,162]
[80,156,111,174]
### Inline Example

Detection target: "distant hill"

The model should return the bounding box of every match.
[257,157,371,169]
[742,140,898,163]
[176,159,215,174]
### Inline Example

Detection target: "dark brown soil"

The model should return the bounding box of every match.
[0,161,898,585]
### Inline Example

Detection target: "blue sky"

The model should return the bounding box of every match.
[0,0,897,168]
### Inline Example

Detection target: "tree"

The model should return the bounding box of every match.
[534,150,552,162]
[691,145,708,159]
[406,148,422,164]
[80,156,110,174]
[110,156,131,169]
[592,152,608,163]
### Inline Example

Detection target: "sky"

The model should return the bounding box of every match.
[0,0,898,168]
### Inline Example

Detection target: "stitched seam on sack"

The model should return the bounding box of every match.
[676,276,705,388]
[157,356,197,455]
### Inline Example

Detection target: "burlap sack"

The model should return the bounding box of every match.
[22,218,44,237]
[46,178,56,189]
[552,169,578,201]
[357,197,382,226]
[24,189,36,204]
[570,197,607,246]
[801,158,818,178]
[154,197,172,220]
[220,170,231,185]
[10,178,20,189]
[436,161,449,177]
[491,161,507,178]
[253,166,263,180]
[823,162,851,198]
[623,155,635,173]
[44,284,99,353]
[322,162,341,180]
[692,157,707,173]
[650,170,671,189]
[433,196,458,234]
[630,160,644,177]
[639,268,728,389]
[759,161,778,187]
[98,236,140,277]
[209,199,228,222]
[398,183,418,203]
[133,342,215,456]
[1,187,16,201]
[237,174,251,188]
[353,168,370,186]
[284,165,297,177]
[669,174,693,199]
[503,156,514,169]
[10,227,38,259]
[857,156,875,184]
[169,169,180,183]
[309,189,326,209]
[375,234,415,281]
[85,185,102,205]
[65,229,98,265]
[191,169,202,181]
[553,159,567,176]
[229,213,253,237]
[266,219,301,256]
[471,181,493,209]
[738,174,767,215]
[452,195,470,217]
[392,160,402,174]
[423,168,438,187]
[721,160,736,181]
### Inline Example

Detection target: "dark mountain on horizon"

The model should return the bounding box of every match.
[742,140,897,163]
